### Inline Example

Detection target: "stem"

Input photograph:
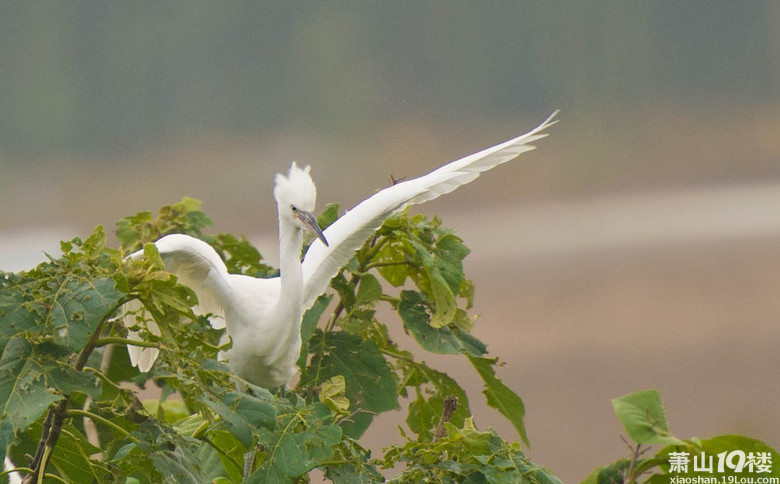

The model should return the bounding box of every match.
[378,347,415,364]
[8,467,70,484]
[324,273,359,333]
[66,409,138,443]
[362,235,390,264]
[379,294,400,305]
[317,459,353,467]
[363,260,412,271]
[41,474,68,484]
[620,436,646,484]
[0,467,32,478]
[95,336,159,348]
[82,366,122,393]
[323,300,344,333]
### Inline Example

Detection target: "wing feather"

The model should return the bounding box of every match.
[301,111,558,307]
[130,234,232,327]
[124,234,234,371]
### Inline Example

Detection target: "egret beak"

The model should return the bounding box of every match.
[296,210,329,247]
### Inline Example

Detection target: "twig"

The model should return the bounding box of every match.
[83,344,116,456]
[619,436,647,484]
[323,273,359,333]
[389,174,407,186]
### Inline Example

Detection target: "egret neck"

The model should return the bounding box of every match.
[266,208,307,370]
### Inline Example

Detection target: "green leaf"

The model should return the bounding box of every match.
[611,390,684,446]
[297,294,333,370]
[0,275,46,347]
[579,460,632,484]
[375,240,409,287]
[384,418,562,484]
[118,419,210,483]
[206,429,246,482]
[398,291,485,356]
[50,277,124,352]
[301,331,399,438]
[223,390,277,430]
[116,197,213,251]
[403,363,470,441]
[317,203,341,231]
[425,267,457,328]
[141,399,190,424]
[200,391,276,449]
[49,423,110,483]
[82,225,107,260]
[0,338,62,433]
[247,402,341,484]
[356,273,382,304]
[201,396,253,448]
[467,355,529,448]
[207,233,277,278]
[433,234,470,282]
[302,203,341,256]
[324,438,384,484]
[46,365,101,399]
[0,418,12,465]
[331,273,357,312]
[320,375,350,414]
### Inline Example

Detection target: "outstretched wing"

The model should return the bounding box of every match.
[301,110,559,308]
[124,233,233,371]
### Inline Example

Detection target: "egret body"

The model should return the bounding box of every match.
[126,112,558,388]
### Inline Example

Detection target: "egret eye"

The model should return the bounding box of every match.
[291,205,298,213]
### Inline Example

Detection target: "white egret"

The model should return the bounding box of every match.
[125,111,558,388]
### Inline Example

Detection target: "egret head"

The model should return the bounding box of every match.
[274,162,328,246]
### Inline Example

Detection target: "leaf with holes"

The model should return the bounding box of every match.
[49,277,124,352]
[398,290,485,356]
[468,355,529,448]
[0,338,62,433]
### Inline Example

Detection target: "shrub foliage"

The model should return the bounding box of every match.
[0,199,776,483]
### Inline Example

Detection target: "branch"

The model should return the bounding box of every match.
[27,296,130,483]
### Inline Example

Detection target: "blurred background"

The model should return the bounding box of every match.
[1,2,779,481]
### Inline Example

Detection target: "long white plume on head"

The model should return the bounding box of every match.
[274,161,317,211]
